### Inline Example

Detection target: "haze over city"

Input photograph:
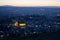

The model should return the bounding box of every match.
[0,0,60,6]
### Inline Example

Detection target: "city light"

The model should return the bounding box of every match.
[14,21,26,28]
[14,21,19,26]
[19,23,26,27]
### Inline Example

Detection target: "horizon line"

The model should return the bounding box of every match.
[0,5,60,7]
[0,3,60,7]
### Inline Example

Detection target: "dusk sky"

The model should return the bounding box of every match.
[0,0,60,6]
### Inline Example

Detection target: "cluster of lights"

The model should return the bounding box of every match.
[14,21,26,28]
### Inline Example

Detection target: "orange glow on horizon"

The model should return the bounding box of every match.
[0,2,60,6]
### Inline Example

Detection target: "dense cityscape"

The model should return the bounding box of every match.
[0,6,60,40]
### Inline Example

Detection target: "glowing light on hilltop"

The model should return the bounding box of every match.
[19,23,26,28]
[14,21,26,28]
[14,21,19,26]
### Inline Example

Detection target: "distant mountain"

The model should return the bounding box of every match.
[0,5,60,7]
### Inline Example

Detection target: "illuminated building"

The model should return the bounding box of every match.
[14,21,26,28]
[14,21,19,26]
[19,23,26,28]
